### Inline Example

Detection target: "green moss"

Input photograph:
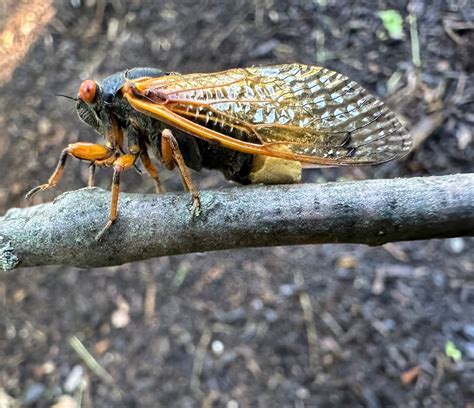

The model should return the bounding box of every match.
[378,10,404,40]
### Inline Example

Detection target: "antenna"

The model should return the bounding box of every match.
[53,93,78,101]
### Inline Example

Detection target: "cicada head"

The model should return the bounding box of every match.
[75,78,102,133]
[76,68,166,134]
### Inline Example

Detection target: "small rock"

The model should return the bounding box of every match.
[211,340,224,356]
[93,339,110,355]
[111,297,130,328]
[64,365,84,393]
[111,308,130,328]
[264,308,279,323]
[432,271,445,287]
[0,389,19,408]
[383,319,396,331]
[227,400,239,408]
[22,383,46,405]
[337,255,358,269]
[295,386,310,399]
[463,324,474,340]
[464,342,474,359]
[250,298,263,311]
[456,124,472,150]
[279,284,297,297]
[447,238,465,254]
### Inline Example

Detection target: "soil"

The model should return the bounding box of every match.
[1,0,473,407]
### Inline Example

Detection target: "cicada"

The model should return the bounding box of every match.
[26,64,412,240]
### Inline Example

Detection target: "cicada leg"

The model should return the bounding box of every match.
[140,148,164,193]
[88,164,96,187]
[161,129,201,215]
[127,124,163,193]
[25,142,114,199]
[95,153,137,241]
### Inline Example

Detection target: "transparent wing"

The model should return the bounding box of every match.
[129,64,412,165]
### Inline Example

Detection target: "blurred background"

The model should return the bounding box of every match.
[0,0,473,406]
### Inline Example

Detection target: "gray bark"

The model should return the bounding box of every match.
[0,174,472,270]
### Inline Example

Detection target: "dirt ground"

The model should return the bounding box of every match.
[0,0,473,407]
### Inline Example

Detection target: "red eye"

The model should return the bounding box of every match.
[79,80,97,103]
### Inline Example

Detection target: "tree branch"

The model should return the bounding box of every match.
[0,174,472,270]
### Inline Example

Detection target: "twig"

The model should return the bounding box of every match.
[0,174,473,270]
[68,336,121,396]
[190,327,212,396]
[144,279,157,325]
[408,2,421,71]
[295,271,320,371]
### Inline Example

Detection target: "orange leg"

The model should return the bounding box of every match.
[161,129,200,215]
[104,114,124,151]
[25,142,114,199]
[95,154,137,241]
[92,155,118,168]
[140,148,163,193]
[161,130,175,171]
